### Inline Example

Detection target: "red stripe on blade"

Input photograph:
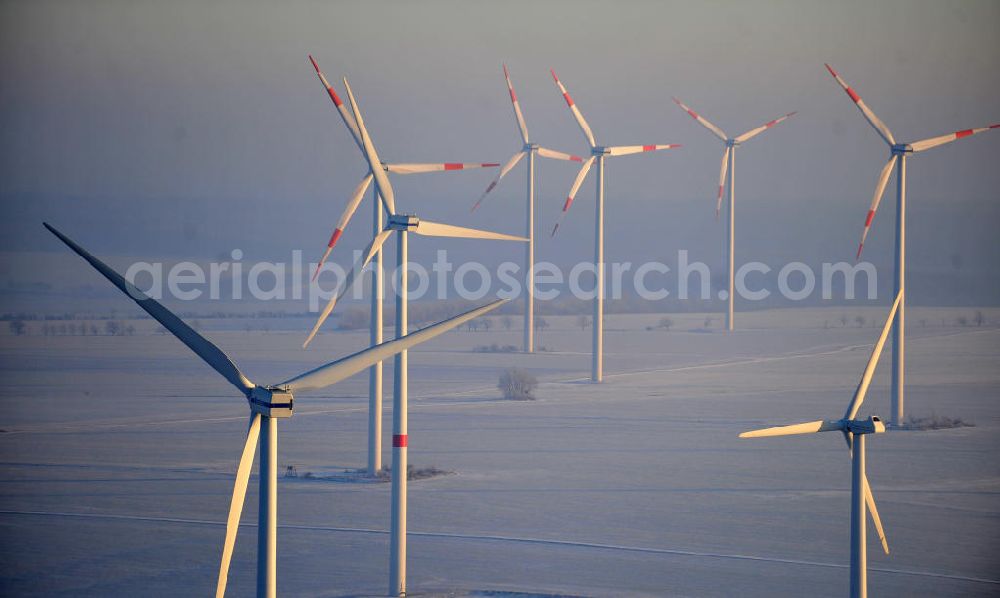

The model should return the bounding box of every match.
[846,87,861,104]
[509,89,517,103]
[393,434,408,448]
[570,155,583,162]
[327,228,343,248]
[483,163,500,167]
[864,210,875,227]
[955,129,973,139]
[562,197,573,211]
[643,145,655,151]
[444,163,463,170]
[687,109,699,119]
[326,88,343,107]
[563,92,574,107]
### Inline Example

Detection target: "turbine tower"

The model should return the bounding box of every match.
[309,55,499,475]
[549,69,680,382]
[741,291,902,598]
[825,63,998,426]
[471,64,583,353]
[671,97,795,331]
[303,78,527,597]
[43,222,505,598]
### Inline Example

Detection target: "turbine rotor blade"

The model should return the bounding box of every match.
[303,229,393,348]
[550,69,597,147]
[385,162,500,174]
[825,63,896,146]
[472,151,526,212]
[864,475,890,555]
[739,420,843,438]
[856,155,898,261]
[716,147,731,219]
[734,111,797,144]
[285,299,508,392]
[415,220,528,242]
[44,223,255,395]
[312,172,375,281]
[343,77,395,215]
[910,123,1000,152]
[606,144,681,157]
[308,55,363,150]
[216,413,262,598]
[551,156,595,236]
[844,291,903,421]
[672,97,728,142]
[536,146,584,162]
[503,64,530,144]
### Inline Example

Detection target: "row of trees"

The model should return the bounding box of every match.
[8,320,138,336]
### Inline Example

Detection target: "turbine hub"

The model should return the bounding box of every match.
[387,214,419,231]
[250,386,294,418]
[891,143,913,155]
[525,142,539,151]
[592,146,611,156]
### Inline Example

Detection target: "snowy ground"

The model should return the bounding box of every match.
[1,308,998,597]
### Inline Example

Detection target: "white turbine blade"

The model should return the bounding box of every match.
[343,77,395,215]
[215,413,261,598]
[716,147,731,219]
[550,69,597,147]
[536,146,584,162]
[739,420,843,438]
[285,299,508,392]
[471,151,526,212]
[44,223,255,395]
[551,156,595,237]
[844,291,903,421]
[312,172,374,282]
[308,55,363,150]
[303,229,392,348]
[672,97,728,142]
[385,162,500,174]
[503,64,530,144]
[415,219,528,242]
[855,155,898,261]
[864,475,890,555]
[910,123,999,152]
[606,144,681,157]
[734,111,797,144]
[825,63,895,146]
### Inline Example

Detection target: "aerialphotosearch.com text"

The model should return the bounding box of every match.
[123,249,878,310]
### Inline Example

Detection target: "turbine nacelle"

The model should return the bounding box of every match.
[249,386,294,419]
[387,214,420,231]
[591,146,611,156]
[846,415,885,435]
[524,142,539,152]
[890,143,913,155]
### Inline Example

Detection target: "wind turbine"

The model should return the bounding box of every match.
[825,63,998,426]
[741,291,901,598]
[308,55,499,475]
[303,77,527,597]
[549,69,681,382]
[43,222,505,598]
[671,97,796,331]
[470,64,583,353]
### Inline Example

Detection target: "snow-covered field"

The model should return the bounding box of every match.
[1,309,998,597]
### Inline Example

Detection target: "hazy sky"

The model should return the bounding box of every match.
[1,0,998,303]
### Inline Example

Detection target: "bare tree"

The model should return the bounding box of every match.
[8,320,26,336]
[501,315,513,331]
[854,315,866,328]
[658,317,673,331]
[577,315,590,330]
[534,317,549,332]
[498,368,538,400]
[839,314,849,327]
[481,317,493,333]
[974,311,985,327]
